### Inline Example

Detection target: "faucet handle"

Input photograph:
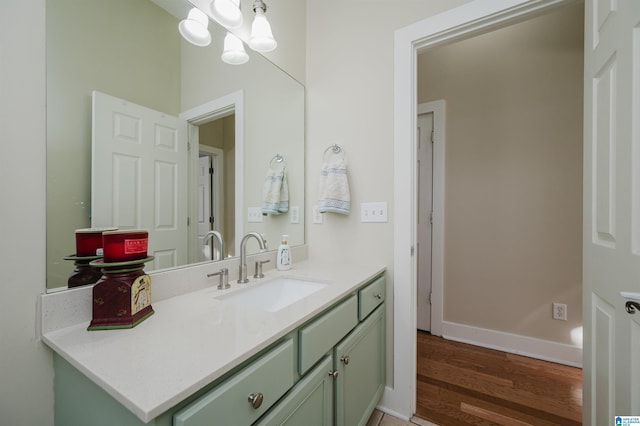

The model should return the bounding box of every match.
[253,260,270,279]
[207,268,229,290]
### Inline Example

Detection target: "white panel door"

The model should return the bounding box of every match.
[417,113,433,332]
[583,1,640,424]
[92,91,188,271]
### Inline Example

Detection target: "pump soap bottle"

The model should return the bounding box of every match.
[277,235,292,271]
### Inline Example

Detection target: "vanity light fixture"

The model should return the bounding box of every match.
[178,8,212,47]
[249,0,277,52]
[209,0,243,30]
[221,32,249,65]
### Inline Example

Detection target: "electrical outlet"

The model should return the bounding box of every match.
[552,303,567,321]
[248,207,263,223]
[312,205,323,224]
[290,206,300,224]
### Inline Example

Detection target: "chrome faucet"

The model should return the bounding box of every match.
[238,232,267,283]
[203,230,225,261]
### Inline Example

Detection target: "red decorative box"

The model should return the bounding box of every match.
[102,230,149,262]
[75,227,117,257]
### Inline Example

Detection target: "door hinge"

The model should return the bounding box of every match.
[187,142,191,152]
[430,211,433,225]
[209,216,214,224]
[187,217,190,227]
[429,292,432,304]
[410,245,415,256]
[431,130,434,143]
[209,167,214,175]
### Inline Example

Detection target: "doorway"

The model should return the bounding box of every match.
[387,0,585,419]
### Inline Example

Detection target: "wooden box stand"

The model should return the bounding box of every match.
[88,265,154,331]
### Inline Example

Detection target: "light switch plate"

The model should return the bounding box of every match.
[361,202,388,222]
[290,206,300,224]
[248,207,263,223]
[312,205,323,224]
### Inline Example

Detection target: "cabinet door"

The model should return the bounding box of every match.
[334,304,385,426]
[256,355,334,426]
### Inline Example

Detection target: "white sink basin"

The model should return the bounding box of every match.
[216,277,331,312]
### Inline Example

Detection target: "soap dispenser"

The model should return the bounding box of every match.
[276,235,292,271]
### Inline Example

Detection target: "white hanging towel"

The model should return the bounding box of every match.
[318,158,350,214]
[262,167,289,215]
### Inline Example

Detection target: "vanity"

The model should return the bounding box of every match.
[41,257,386,425]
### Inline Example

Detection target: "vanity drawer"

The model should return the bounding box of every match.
[174,338,295,426]
[298,295,358,375]
[358,275,385,321]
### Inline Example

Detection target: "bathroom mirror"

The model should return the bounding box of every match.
[46,0,304,290]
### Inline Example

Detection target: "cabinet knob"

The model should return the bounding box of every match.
[248,392,264,409]
[340,355,350,365]
[374,293,382,300]
[329,370,339,379]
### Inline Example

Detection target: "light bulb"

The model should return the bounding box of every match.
[249,8,277,52]
[221,32,249,65]
[178,8,211,47]
[210,0,243,30]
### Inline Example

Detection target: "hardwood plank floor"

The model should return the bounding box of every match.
[415,331,582,426]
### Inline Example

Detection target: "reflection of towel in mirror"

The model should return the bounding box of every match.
[318,159,350,215]
[262,168,289,215]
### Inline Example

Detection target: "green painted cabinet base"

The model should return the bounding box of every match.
[53,273,386,426]
[335,305,385,426]
[256,355,334,426]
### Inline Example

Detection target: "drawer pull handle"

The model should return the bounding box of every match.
[329,370,339,379]
[374,293,382,300]
[248,392,264,409]
[340,355,350,365]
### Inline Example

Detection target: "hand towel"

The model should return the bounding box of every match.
[262,167,289,215]
[318,159,350,214]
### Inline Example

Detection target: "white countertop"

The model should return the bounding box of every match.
[41,260,385,423]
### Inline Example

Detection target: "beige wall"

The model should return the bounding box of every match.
[306,0,472,383]
[1,1,54,425]
[417,2,584,344]
[46,0,182,288]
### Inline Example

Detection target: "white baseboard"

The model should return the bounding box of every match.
[441,321,582,368]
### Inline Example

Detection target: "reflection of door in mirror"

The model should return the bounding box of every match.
[196,115,236,259]
[91,91,188,271]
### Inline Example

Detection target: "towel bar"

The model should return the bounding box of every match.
[270,154,286,169]
[323,144,345,160]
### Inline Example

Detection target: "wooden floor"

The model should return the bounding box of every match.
[415,332,582,426]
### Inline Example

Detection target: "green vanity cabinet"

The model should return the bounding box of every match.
[174,338,295,426]
[256,278,386,426]
[334,305,385,426]
[52,273,386,426]
[255,355,334,426]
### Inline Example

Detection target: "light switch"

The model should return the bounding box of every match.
[248,207,263,223]
[360,202,388,223]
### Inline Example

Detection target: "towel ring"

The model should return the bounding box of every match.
[270,153,286,169]
[323,144,345,160]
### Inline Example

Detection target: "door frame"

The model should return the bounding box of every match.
[386,0,570,419]
[180,90,244,261]
[417,101,445,337]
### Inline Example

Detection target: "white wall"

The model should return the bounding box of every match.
[306,0,472,384]
[0,1,54,425]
